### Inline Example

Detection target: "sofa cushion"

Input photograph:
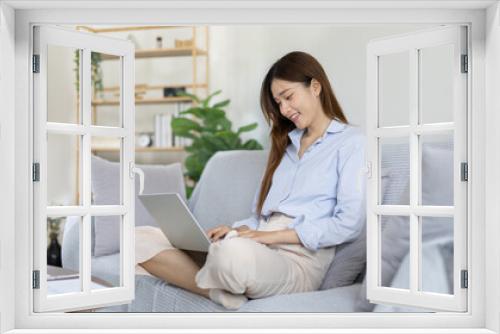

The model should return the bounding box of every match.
[91,155,186,256]
[188,150,268,231]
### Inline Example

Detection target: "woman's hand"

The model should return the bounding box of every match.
[237,229,279,245]
[206,225,250,242]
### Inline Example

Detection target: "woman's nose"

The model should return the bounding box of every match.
[280,101,291,115]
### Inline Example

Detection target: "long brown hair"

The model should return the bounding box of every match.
[257,51,348,215]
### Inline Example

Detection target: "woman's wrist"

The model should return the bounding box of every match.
[272,228,301,244]
[235,225,250,232]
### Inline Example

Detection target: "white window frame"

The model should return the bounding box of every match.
[365,25,468,312]
[1,1,498,333]
[32,25,136,312]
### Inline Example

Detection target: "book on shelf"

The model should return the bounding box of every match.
[154,114,173,147]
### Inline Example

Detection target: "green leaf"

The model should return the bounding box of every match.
[185,186,194,200]
[185,154,205,182]
[202,90,222,108]
[176,91,201,103]
[242,139,263,150]
[212,99,230,109]
[171,117,202,134]
[217,131,240,148]
[237,123,258,134]
[179,107,205,119]
[201,133,230,150]
[218,118,232,131]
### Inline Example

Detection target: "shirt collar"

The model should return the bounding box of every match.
[288,118,347,149]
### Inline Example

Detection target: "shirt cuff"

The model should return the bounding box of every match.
[290,216,323,252]
[231,216,259,230]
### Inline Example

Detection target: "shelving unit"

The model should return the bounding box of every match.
[76,25,209,157]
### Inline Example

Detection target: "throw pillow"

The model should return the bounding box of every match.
[91,155,186,257]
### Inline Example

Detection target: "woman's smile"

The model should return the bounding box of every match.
[290,112,300,123]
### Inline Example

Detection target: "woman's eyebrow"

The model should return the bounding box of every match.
[274,88,292,101]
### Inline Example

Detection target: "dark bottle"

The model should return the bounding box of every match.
[47,232,62,267]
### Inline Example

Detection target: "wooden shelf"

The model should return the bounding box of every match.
[92,146,185,153]
[92,96,193,106]
[102,83,208,92]
[101,48,207,60]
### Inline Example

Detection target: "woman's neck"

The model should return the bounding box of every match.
[303,113,332,140]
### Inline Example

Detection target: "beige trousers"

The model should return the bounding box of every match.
[135,213,336,299]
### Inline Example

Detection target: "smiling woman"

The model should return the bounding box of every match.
[132,51,366,310]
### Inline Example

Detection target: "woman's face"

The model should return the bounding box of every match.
[270,78,322,130]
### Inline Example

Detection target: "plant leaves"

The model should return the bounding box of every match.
[218,118,232,131]
[212,99,230,109]
[237,123,258,134]
[185,154,206,182]
[179,107,205,119]
[202,90,222,108]
[176,91,200,103]
[242,139,263,150]
[201,133,230,150]
[171,117,202,135]
[217,131,240,148]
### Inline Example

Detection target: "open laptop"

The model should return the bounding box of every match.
[138,193,212,252]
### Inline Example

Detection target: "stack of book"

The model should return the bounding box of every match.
[154,114,173,147]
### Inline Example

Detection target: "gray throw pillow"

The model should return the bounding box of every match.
[91,155,186,257]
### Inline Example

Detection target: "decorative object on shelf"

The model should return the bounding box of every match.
[47,217,63,267]
[156,36,163,49]
[137,132,153,147]
[163,86,186,97]
[175,38,194,48]
[74,51,104,97]
[171,90,264,198]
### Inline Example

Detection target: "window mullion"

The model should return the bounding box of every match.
[409,47,420,294]
[81,48,92,295]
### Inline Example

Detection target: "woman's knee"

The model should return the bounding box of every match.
[208,238,256,277]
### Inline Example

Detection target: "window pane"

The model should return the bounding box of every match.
[91,51,122,127]
[420,132,454,206]
[380,215,410,289]
[91,216,121,290]
[47,45,81,124]
[421,217,454,294]
[47,216,81,295]
[91,137,123,206]
[419,44,454,124]
[379,137,409,205]
[378,52,410,127]
[47,133,82,206]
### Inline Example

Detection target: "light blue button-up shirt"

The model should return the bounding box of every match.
[232,119,366,252]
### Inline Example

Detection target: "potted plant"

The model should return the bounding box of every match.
[171,90,263,198]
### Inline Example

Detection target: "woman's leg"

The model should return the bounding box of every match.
[139,248,211,299]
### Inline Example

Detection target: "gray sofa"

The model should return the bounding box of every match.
[62,143,453,312]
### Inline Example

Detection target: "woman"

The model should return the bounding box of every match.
[135,51,366,310]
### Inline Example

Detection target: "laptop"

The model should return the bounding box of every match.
[138,193,212,252]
